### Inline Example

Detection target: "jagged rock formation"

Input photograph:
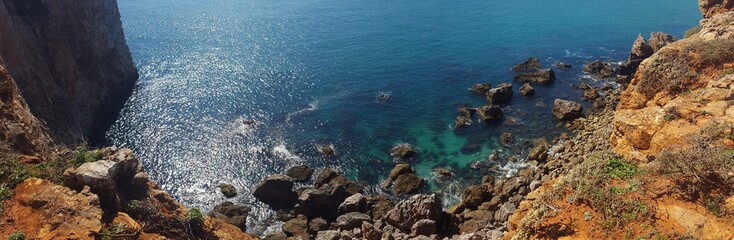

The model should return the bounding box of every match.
[699,0,734,18]
[612,3,734,161]
[0,63,53,155]
[0,0,138,145]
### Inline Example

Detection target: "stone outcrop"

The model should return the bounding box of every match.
[253,174,298,210]
[477,105,504,122]
[519,83,535,96]
[470,83,492,94]
[699,0,734,18]
[384,194,443,232]
[583,60,615,79]
[612,10,734,161]
[630,34,654,60]
[384,164,424,194]
[390,143,417,160]
[286,165,314,182]
[0,0,139,145]
[649,32,678,52]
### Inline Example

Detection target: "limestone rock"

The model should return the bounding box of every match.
[513,69,556,84]
[384,194,442,232]
[336,212,372,230]
[390,143,416,160]
[485,83,514,104]
[649,32,678,52]
[552,99,584,121]
[511,57,541,71]
[519,83,535,96]
[477,105,504,122]
[630,33,654,60]
[218,183,237,198]
[411,219,437,236]
[461,184,492,209]
[339,193,367,214]
[470,83,492,94]
[699,0,734,18]
[282,215,309,239]
[209,201,251,231]
[393,173,424,195]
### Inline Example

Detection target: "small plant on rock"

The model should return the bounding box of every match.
[7,231,25,240]
[186,208,204,230]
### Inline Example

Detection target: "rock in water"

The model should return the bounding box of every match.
[485,83,514,104]
[552,99,584,121]
[253,174,297,210]
[432,168,453,182]
[513,69,556,84]
[470,83,492,94]
[209,201,251,231]
[392,173,424,194]
[286,165,314,182]
[528,144,549,161]
[511,57,541,71]
[583,60,615,79]
[630,33,654,60]
[583,88,599,100]
[321,144,335,156]
[377,92,391,102]
[499,132,514,145]
[477,105,503,122]
[218,183,238,198]
[554,61,572,68]
[282,215,309,239]
[649,32,677,52]
[461,184,492,209]
[519,83,535,96]
[384,194,443,232]
[390,143,416,160]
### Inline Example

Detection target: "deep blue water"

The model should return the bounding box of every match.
[109,0,700,233]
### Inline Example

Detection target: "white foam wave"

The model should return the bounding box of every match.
[285,100,319,123]
[272,144,301,161]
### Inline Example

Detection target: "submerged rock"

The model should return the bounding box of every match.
[513,69,556,84]
[583,88,599,100]
[392,173,424,195]
[218,183,238,198]
[432,168,453,182]
[460,143,482,154]
[470,83,492,94]
[511,57,541,71]
[499,132,514,145]
[287,165,314,182]
[253,174,297,210]
[390,143,416,160]
[554,61,572,68]
[485,83,514,104]
[477,105,504,122]
[552,99,584,121]
[519,83,535,96]
[583,60,615,79]
[377,92,391,102]
[454,107,475,129]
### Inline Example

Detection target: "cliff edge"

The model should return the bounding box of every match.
[0,0,138,146]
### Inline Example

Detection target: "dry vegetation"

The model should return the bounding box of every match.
[636,38,734,99]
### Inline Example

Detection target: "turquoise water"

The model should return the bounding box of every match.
[109,0,700,233]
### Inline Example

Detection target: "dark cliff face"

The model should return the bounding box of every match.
[0,0,138,146]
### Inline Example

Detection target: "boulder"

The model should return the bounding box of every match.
[336,212,372,230]
[649,32,678,52]
[315,168,339,187]
[384,194,443,232]
[454,115,472,129]
[552,99,584,121]
[218,183,238,198]
[630,33,654,60]
[390,143,416,160]
[282,215,309,239]
[519,83,535,96]
[295,187,344,220]
[411,219,437,236]
[366,195,394,220]
[583,61,615,78]
[286,165,314,182]
[339,193,367,214]
[461,184,492,209]
[308,218,330,233]
[494,202,517,221]
[321,144,335,156]
[485,83,514,104]
[388,163,414,181]
[63,148,143,211]
[511,57,541,71]
[209,201,251,231]
[499,132,514,145]
[528,144,548,162]
[392,173,424,195]
[470,83,492,94]
[459,210,495,233]
[477,105,503,122]
[253,174,297,210]
[554,61,572,68]
[513,69,556,84]
[583,88,599,100]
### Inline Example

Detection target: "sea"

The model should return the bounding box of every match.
[108,0,701,234]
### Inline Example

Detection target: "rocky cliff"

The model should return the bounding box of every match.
[0,0,138,146]
[0,62,52,155]
[611,0,734,161]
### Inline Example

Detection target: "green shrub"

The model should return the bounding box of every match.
[693,38,734,66]
[99,223,136,240]
[7,231,25,240]
[186,208,204,229]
